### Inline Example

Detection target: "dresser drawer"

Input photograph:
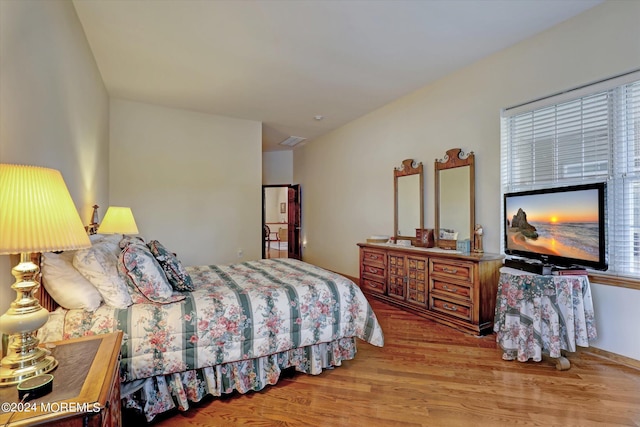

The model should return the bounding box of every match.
[430,278,471,301]
[430,258,474,283]
[361,264,385,280]
[362,249,386,268]
[430,296,472,321]
[361,278,386,294]
[358,242,503,336]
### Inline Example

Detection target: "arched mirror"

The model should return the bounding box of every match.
[394,159,424,242]
[435,148,475,250]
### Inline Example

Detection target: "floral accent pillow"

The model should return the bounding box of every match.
[120,235,145,249]
[118,240,185,304]
[73,240,132,309]
[147,240,194,292]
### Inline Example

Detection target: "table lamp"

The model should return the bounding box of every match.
[0,164,91,386]
[98,206,139,235]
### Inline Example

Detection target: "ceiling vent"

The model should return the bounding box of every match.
[279,136,306,147]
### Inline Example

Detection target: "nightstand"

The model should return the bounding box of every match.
[0,331,123,427]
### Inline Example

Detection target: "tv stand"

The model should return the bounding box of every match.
[494,268,597,370]
[504,257,553,275]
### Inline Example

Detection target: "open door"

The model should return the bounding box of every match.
[287,185,301,260]
[262,184,302,260]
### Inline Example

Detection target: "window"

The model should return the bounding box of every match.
[501,71,640,278]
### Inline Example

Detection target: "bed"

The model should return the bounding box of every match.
[36,234,384,422]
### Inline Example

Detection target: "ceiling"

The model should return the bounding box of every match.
[72,0,602,151]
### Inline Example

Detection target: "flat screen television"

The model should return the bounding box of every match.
[503,183,607,270]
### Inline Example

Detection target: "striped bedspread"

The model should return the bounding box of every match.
[40,258,384,382]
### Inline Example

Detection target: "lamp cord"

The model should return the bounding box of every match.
[2,393,30,427]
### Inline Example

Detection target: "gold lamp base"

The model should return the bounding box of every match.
[0,335,58,386]
[0,254,58,386]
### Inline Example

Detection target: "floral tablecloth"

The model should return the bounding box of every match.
[493,267,597,362]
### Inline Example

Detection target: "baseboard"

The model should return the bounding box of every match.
[584,347,640,371]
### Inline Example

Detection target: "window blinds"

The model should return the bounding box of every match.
[501,72,640,277]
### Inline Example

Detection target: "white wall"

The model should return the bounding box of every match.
[0,0,109,314]
[263,150,293,185]
[295,0,640,360]
[590,283,640,359]
[109,99,262,266]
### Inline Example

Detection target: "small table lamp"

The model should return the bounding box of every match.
[98,206,139,235]
[0,164,91,386]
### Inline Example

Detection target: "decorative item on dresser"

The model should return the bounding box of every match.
[415,228,435,248]
[473,224,484,253]
[358,243,503,335]
[0,332,123,427]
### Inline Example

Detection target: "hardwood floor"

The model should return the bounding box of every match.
[144,298,640,427]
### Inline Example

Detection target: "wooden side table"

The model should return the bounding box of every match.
[0,332,123,426]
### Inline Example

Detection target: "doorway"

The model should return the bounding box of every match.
[262,184,301,260]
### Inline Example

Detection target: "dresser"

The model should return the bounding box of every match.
[359,243,503,335]
[0,332,122,427]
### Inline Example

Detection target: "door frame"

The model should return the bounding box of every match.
[262,184,302,260]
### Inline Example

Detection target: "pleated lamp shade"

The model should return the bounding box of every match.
[99,206,139,235]
[0,164,91,255]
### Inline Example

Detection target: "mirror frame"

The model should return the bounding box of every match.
[434,148,475,249]
[394,159,424,243]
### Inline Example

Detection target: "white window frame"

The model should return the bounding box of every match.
[501,70,640,279]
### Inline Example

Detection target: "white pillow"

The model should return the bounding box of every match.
[42,251,103,311]
[73,238,132,309]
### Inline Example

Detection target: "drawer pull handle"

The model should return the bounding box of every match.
[367,267,379,274]
[368,254,379,260]
[442,267,458,274]
[443,303,458,312]
[443,285,458,293]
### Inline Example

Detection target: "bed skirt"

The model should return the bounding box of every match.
[121,336,359,422]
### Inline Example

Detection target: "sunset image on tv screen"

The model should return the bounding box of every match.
[505,188,600,262]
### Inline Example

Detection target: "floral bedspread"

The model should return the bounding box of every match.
[493,267,597,362]
[40,258,384,420]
